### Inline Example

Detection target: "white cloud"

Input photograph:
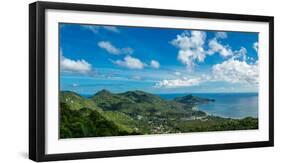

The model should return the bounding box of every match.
[114,56,144,69]
[207,38,233,57]
[171,30,206,70]
[155,56,258,88]
[253,42,258,53]
[215,32,227,39]
[98,41,134,55]
[212,59,258,85]
[232,47,247,61]
[80,25,99,33]
[61,56,92,74]
[171,30,252,72]
[103,26,119,33]
[156,44,257,88]
[150,60,160,69]
[98,41,121,55]
[156,77,202,88]
[81,25,119,33]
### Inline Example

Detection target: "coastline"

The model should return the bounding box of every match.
[78,91,258,119]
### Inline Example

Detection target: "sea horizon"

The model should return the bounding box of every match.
[60,89,258,98]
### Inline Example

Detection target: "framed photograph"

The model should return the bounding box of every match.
[29,1,274,162]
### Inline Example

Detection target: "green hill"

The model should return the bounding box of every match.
[174,94,215,105]
[60,102,138,138]
[60,91,99,111]
[91,89,197,115]
[90,89,135,111]
[60,90,258,138]
[60,91,140,138]
[119,90,164,104]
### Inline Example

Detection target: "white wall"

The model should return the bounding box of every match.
[0,0,279,162]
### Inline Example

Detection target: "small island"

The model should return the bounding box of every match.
[60,90,258,138]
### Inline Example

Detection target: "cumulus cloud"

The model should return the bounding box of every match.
[155,57,258,88]
[98,41,121,55]
[215,32,227,39]
[232,47,247,61]
[114,56,145,69]
[171,30,206,70]
[157,31,258,88]
[171,30,248,70]
[207,38,233,57]
[150,60,160,69]
[61,56,92,74]
[212,59,258,85]
[155,77,202,88]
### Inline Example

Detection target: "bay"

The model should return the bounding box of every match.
[159,93,258,119]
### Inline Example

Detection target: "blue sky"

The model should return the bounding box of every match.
[60,23,259,94]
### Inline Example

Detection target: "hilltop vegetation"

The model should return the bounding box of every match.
[174,94,215,105]
[60,90,258,138]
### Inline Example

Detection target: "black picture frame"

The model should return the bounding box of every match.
[29,1,274,162]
